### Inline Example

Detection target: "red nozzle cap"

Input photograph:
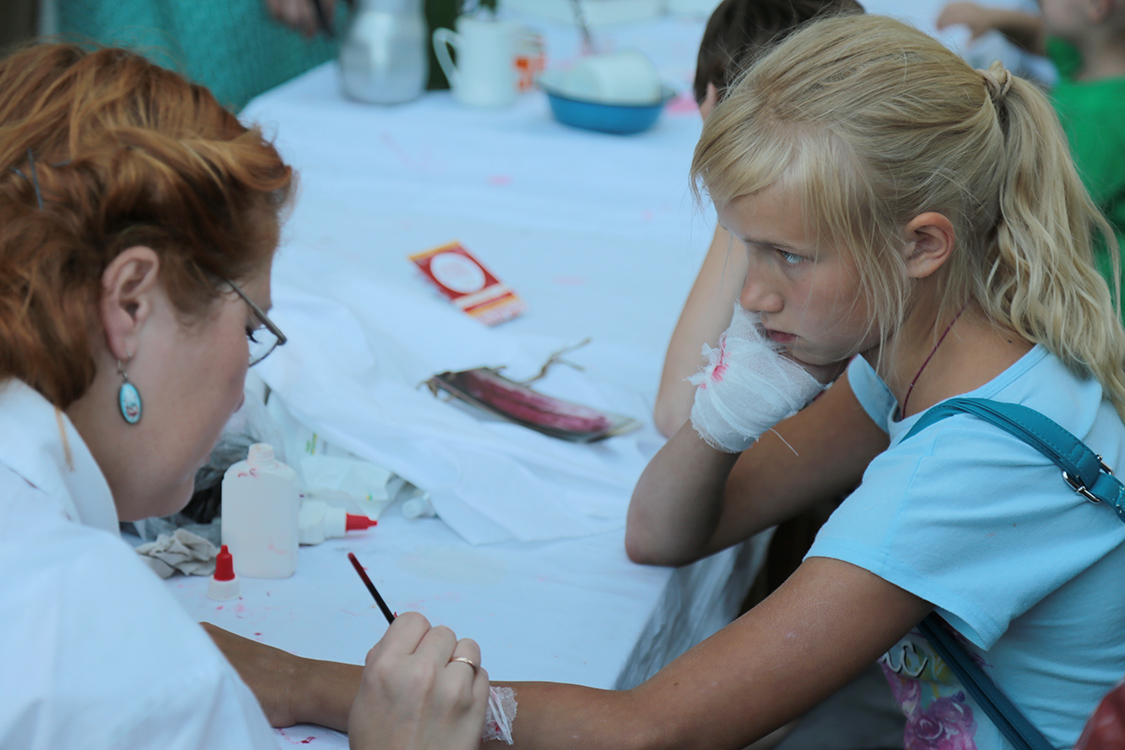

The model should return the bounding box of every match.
[214,544,236,581]
[346,514,378,531]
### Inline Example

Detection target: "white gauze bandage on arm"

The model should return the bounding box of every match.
[482,686,517,744]
[689,304,826,453]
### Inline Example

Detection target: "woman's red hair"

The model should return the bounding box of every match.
[0,43,293,408]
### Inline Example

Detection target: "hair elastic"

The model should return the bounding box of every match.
[117,351,143,425]
[978,64,1013,106]
[8,150,71,210]
[8,148,44,210]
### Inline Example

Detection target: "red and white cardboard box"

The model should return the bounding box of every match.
[409,241,526,326]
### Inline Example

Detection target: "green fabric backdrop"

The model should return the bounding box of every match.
[57,0,496,112]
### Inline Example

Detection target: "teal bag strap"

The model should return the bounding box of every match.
[916,614,1055,750]
[901,397,1125,750]
[902,397,1125,520]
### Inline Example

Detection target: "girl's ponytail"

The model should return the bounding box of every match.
[982,61,1125,418]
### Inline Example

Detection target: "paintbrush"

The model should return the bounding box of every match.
[568,0,595,54]
[348,552,396,624]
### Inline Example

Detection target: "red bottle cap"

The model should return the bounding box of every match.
[214,544,236,581]
[345,514,378,531]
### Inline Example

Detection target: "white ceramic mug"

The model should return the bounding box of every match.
[432,15,520,107]
[561,50,662,104]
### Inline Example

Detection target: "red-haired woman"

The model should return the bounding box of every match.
[0,43,488,750]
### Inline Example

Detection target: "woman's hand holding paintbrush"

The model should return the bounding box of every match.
[348,612,490,750]
[347,553,491,750]
[204,554,492,747]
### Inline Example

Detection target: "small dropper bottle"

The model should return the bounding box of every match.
[207,544,241,601]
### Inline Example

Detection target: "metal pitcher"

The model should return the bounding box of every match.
[339,0,429,104]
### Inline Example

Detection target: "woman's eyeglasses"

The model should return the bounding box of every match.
[226,280,287,366]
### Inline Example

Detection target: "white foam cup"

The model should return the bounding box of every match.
[561,50,661,104]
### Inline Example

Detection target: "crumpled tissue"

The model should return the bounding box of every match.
[135,528,218,579]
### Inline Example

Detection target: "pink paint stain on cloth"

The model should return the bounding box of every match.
[278,728,318,744]
[379,131,411,166]
[553,275,586,286]
[664,91,700,117]
[378,131,437,172]
[711,336,730,383]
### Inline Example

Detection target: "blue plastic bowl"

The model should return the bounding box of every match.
[539,74,675,135]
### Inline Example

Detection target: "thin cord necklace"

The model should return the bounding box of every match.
[899,303,968,419]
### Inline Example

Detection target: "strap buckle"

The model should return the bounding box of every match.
[1062,455,1114,504]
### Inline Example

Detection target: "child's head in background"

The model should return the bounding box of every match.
[693,0,864,117]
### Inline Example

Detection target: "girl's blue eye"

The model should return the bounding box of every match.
[779,249,804,265]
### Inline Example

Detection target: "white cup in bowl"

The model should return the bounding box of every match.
[561,50,662,105]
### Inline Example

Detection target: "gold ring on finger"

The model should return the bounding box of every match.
[448,656,479,675]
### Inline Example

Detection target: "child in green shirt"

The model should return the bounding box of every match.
[938,0,1125,308]
[1048,35,1125,285]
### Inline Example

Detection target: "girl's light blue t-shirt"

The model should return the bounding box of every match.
[808,347,1125,749]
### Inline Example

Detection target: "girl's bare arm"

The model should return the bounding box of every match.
[654,224,748,437]
[628,370,888,566]
[491,556,929,750]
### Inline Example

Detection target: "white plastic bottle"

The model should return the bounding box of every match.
[221,443,300,578]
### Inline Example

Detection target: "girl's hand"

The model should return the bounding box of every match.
[690,304,826,453]
[265,0,335,37]
[348,612,490,750]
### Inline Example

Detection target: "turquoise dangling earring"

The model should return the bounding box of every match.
[117,352,142,425]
